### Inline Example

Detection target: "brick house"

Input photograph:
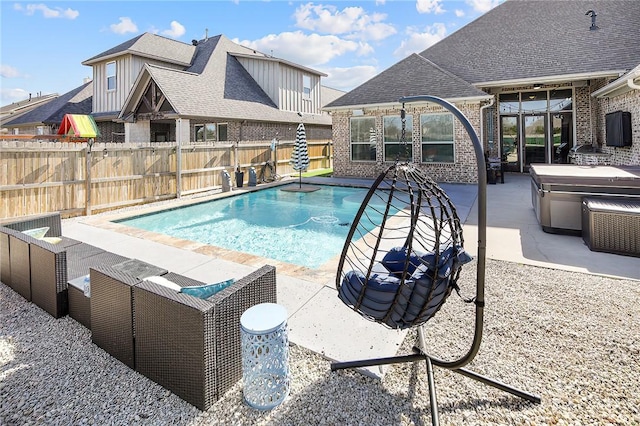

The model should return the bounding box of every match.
[324,0,640,183]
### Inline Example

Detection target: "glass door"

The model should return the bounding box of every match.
[522,114,547,170]
[500,116,519,172]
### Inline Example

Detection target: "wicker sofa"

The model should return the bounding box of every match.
[132,265,277,410]
[1,213,129,318]
[1,213,73,301]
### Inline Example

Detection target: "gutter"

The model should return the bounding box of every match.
[323,95,493,113]
[479,97,495,155]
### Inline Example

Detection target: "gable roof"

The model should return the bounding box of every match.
[82,32,195,66]
[120,35,331,125]
[421,0,640,86]
[1,93,59,125]
[324,54,489,109]
[3,81,93,127]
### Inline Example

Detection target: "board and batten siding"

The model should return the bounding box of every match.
[236,57,321,116]
[92,54,185,114]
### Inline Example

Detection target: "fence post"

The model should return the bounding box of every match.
[85,138,94,216]
[176,118,183,198]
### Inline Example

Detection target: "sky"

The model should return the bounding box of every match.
[0,0,503,106]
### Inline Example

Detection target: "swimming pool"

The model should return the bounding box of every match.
[116,184,375,268]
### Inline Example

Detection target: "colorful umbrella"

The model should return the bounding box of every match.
[290,123,310,188]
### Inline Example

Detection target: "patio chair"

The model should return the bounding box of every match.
[133,265,277,410]
[0,213,72,299]
[332,96,540,425]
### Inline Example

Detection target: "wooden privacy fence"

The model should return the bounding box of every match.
[0,139,332,220]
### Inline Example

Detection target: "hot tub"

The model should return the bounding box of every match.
[529,164,640,234]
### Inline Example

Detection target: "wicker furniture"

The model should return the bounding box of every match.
[67,251,129,329]
[90,259,168,367]
[133,265,277,410]
[582,197,640,257]
[0,213,72,299]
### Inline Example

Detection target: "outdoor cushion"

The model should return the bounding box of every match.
[180,278,235,299]
[40,236,62,244]
[22,227,49,239]
[381,247,425,276]
[146,275,182,292]
[339,270,404,321]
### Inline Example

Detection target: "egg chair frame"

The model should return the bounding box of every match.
[330,95,540,425]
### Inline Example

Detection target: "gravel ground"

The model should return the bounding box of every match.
[1,259,639,425]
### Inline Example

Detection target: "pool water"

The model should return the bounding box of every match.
[116,184,374,268]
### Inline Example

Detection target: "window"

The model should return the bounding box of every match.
[350,117,376,161]
[106,62,116,91]
[195,123,226,142]
[303,75,311,99]
[421,113,454,163]
[217,123,228,142]
[383,115,412,162]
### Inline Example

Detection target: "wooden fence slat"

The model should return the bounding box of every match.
[1,139,332,219]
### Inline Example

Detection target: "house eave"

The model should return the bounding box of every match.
[231,52,327,77]
[323,95,492,112]
[475,71,626,88]
[82,51,192,67]
[591,68,640,98]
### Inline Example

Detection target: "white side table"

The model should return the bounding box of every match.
[240,303,290,410]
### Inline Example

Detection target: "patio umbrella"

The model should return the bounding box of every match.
[290,123,310,188]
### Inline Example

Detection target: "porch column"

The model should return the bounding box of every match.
[124,121,151,143]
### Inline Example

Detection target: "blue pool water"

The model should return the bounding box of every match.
[116,184,373,268]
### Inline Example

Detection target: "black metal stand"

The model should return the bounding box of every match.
[331,327,541,425]
[331,95,541,425]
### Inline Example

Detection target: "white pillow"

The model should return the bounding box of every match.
[22,227,49,239]
[145,275,181,292]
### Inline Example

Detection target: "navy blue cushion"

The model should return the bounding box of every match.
[339,270,403,321]
[381,247,424,276]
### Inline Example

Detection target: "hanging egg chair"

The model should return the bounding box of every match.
[336,160,472,330]
[331,95,540,426]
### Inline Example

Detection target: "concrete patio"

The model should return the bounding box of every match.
[60,172,639,378]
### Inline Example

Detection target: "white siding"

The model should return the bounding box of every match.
[92,54,186,114]
[236,57,280,107]
[236,57,322,115]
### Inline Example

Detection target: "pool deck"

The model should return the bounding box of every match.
[61,172,640,379]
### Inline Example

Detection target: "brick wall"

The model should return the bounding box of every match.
[595,88,640,165]
[332,102,482,183]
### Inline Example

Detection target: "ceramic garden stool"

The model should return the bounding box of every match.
[240,303,290,410]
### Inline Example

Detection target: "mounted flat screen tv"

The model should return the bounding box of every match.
[605,111,632,147]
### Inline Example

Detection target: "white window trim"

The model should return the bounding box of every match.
[350,116,376,162]
[106,61,116,91]
[383,114,413,162]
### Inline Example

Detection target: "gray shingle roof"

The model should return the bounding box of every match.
[3,81,93,126]
[122,35,331,125]
[324,54,489,109]
[82,33,194,66]
[421,0,640,84]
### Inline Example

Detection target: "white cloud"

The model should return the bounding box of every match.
[321,65,379,92]
[293,4,396,41]
[234,31,366,67]
[416,0,445,14]
[0,87,29,104]
[0,65,21,78]
[14,3,79,19]
[162,21,186,38]
[466,0,501,13]
[393,23,447,58]
[455,9,465,17]
[110,17,138,35]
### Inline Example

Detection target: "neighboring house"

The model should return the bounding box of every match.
[81,33,339,144]
[324,0,640,183]
[0,92,59,134]
[2,81,92,136]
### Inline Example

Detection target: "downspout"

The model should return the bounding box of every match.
[479,97,496,155]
